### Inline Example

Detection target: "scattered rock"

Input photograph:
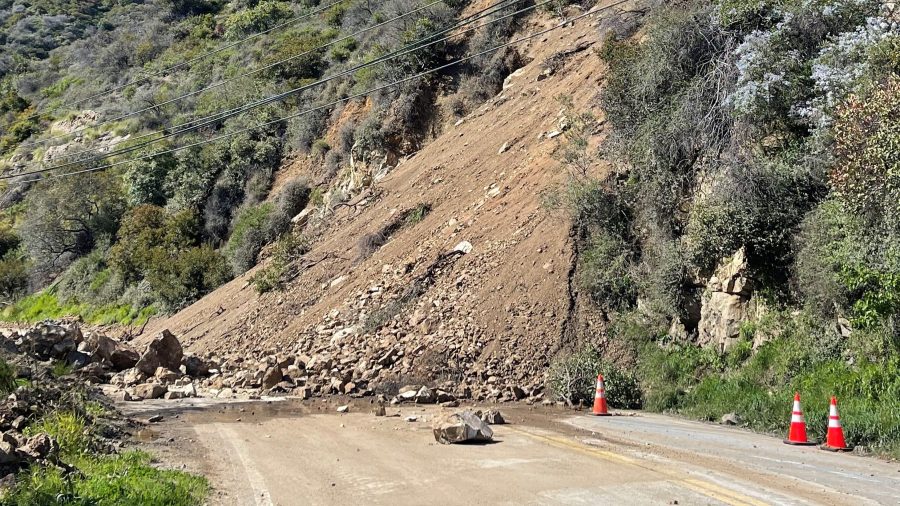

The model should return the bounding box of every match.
[480,409,506,425]
[148,415,163,423]
[432,411,494,444]
[337,405,350,413]
[721,413,742,426]
[131,383,167,400]
[18,434,58,461]
[373,404,386,416]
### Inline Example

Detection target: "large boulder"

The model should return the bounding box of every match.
[432,411,494,444]
[182,354,210,377]
[131,383,167,400]
[90,334,139,371]
[261,367,283,390]
[136,330,183,376]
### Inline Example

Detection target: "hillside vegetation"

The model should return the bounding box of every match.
[1,0,899,458]
[0,0,528,320]
[550,0,900,456]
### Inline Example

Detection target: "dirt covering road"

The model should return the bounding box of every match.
[124,399,899,505]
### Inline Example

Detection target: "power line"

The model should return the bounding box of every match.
[10,0,630,186]
[25,0,448,149]
[35,0,524,165]
[16,0,544,178]
[16,0,348,133]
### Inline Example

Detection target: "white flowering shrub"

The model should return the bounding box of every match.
[726,0,884,130]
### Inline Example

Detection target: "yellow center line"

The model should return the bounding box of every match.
[504,425,768,506]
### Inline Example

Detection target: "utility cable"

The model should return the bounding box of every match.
[34,0,524,163]
[18,0,545,177]
[25,0,448,148]
[17,0,348,131]
[8,0,630,185]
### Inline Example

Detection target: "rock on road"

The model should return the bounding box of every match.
[134,401,900,505]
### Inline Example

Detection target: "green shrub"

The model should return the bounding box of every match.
[831,76,900,231]
[578,232,636,310]
[547,346,642,409]
[224,0,293,38]
[225,203,274,275]
[250,233,311,293]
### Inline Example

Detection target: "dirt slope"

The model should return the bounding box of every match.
[138,9,623,400]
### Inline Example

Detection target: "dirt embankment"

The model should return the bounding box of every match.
[137,8,630,401]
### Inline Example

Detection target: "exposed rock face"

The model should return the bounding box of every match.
[432,411,494,444]
[698,248,755,351]
[136,330,184,376]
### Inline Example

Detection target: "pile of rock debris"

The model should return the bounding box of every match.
[3,321,554,406]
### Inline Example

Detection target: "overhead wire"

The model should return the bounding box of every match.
[15,0,348,132]
[35,0,524,165]
[9,0,631,185]
[18,0,543,176]
[25,0,448,148]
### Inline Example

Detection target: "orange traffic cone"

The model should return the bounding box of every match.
[591,374,611,416]
[784,392,816,446]
[820,396,852,452]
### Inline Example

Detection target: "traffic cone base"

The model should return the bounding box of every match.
[783,438,817,446]
[591,374,612,416]
[819,396,851,452]
[819,444,852,452]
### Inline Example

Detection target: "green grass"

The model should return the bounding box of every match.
[2,451,208,506]
[50,361,73,378]
[9,412,208,506]
[0,292,156,326]
[638,338,900,457]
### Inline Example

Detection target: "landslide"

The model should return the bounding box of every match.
[137,9,626,401]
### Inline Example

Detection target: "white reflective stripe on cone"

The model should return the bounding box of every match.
[791,414,805,423]
[828,416,841,428]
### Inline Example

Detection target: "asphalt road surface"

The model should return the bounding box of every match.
[129,400,900,505]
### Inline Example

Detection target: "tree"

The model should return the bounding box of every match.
[19,173,125,276]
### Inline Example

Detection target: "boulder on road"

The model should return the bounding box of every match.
[479,409,506,425]
[136,330,183,376]
[432,410,494,444]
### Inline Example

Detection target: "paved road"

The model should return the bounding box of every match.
[568,412,900,505]
[131,401,900,505]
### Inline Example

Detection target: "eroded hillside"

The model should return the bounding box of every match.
[136,9,626,401]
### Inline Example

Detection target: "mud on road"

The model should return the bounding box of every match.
[123,398,900,505]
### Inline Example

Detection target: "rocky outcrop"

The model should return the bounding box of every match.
[697,248,757,351]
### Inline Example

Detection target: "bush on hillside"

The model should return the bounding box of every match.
[830,76,900,231]
[548,346,642,409]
